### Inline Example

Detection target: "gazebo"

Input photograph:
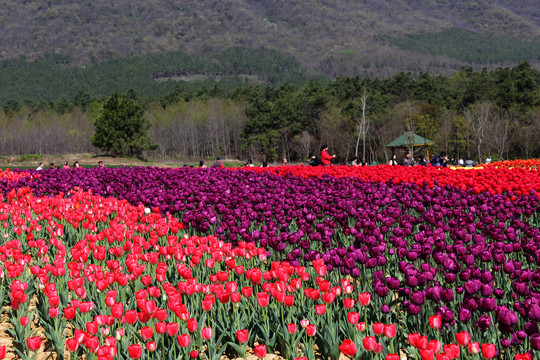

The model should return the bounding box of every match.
[385,132,434,159]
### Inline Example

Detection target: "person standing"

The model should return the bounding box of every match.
[212,157,224,168]
[320,144,336,166]
[389,154,398,166]
[402,152,413,166]
[36,162,44,171]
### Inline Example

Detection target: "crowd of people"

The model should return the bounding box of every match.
[34,150,485,171]
[36,161,105,170]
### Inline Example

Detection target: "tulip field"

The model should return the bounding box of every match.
[0,163,538,360]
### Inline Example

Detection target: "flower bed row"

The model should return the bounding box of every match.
[0,188,536,359]
[239,164,540,196]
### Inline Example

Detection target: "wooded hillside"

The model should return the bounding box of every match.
[1,0,539,78]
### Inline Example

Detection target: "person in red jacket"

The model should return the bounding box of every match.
[320,144,336,166]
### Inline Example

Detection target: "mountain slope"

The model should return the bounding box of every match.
[0,0,539,77]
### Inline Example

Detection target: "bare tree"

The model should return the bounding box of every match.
[464,101,492,164]
[355,89,370,162]
[490,109,513,161]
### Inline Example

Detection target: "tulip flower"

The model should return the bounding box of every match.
[177,334,191,348]
[201,327,213,340]
[314,304,326,315]
[26,336,41,351]
[147,341,157,352]
[128,344,142,359]
[306,324,317,337]
[236,329,249,343]
[515,353,532,360]
[456,331,471,346]
[363,336,377,352]
[386,354,400,360]
[287,323,297,334]
[481,344,497,359]
[468,342,480,354]
[429,315,442,329]
[372,322,384,335]
[253,344,267,358]
[339,339,357,357]
[20,316,29,327]
[358,292,371,306]
[141,327,153,340]
[383,324,397,338]
[347,312,359,325]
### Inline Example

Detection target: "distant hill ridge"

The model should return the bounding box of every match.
[1,0,539,77]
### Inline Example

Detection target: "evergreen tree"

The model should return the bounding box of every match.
[91,93,156,158]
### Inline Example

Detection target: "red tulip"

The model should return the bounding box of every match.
[383,324,397,338]
[456,331,471,346]
[356,322,366,332]
[125,310,138,324]
[253,344,267,359]
[314,304,326,315]
[26,336,41,351]
[287,323,297,334]
[515,353,532,360]
[167,322,179,336]
[236,329,249,343]
[358,292,371,306]
[0,345,5,359]
[421,349,435,360]
[408,333,420,347]
[49,307,59,318]
[111,302,124,318]
[155,321,166,334]
[306,324,317,337]
[190,350,199,358]
[141,326,153,340]
[66,338,79,352]
[468,342,480,355]
[187,318,198,332]
[443,344,460,359]
[339,339,357,357]
[436,354,451,360]
[201,327,213,340]
[429,315,442,329]
[146,341,157,352]
[481,344,497,359]
[86,321,98,335]
[363,336,377,352]
[386,354,400,360]
[177,334,191,348]
[257,292,270,307]
[416,336,430,350]
[201,299,213,311]
[128,344,142,359]
[347,312,359,325]
[343,298,355,309]
[427,340,441,354]
[372,322,384,335]
[64,306,76,320]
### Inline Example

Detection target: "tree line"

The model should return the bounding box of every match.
[1,63,539,164]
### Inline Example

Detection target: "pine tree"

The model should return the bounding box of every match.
[91,93,156,158]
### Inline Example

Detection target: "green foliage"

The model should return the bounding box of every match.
[388,28,540,64]
[0,48,308,106]
[17,154,41,162]
[91,93,156,158]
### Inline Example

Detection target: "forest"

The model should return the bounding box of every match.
[1,0,540,78]
[1,62,539,165]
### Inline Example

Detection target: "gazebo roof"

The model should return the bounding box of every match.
[385,133,434,148]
